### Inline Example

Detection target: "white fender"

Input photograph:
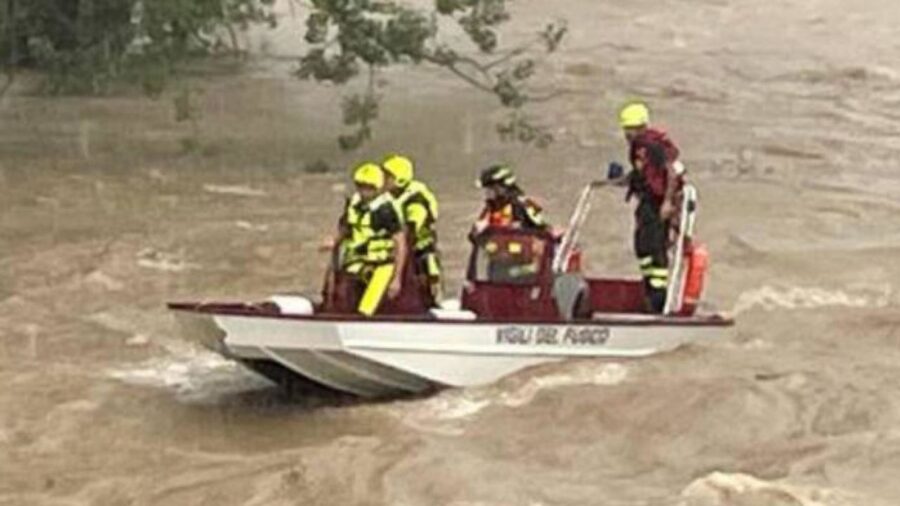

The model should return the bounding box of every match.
[267,295,315,315]
[431,299,477,320]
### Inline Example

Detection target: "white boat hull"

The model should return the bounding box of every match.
[173,308,730,398]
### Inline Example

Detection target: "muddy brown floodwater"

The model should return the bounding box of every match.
[3,0,900,505]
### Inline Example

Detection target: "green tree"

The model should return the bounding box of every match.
[0,0,276,95]
[1,0,566,149]
[296,0,566,149]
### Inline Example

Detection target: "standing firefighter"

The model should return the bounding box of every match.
[338,162,408,316]
[618,101,683,313]
[381,154,442,302]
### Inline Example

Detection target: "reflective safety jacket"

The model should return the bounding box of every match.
[478,195,547,230]
[341,192,403,271]
[395,180,439,253]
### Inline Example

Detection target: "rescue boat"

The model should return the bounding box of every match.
[168,182,733,398]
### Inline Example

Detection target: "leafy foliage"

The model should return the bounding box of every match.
[296,0,567,149]
[1,0,277,94]
[338,91,379,150]
[0,0,567,150]
[497,111,553,148]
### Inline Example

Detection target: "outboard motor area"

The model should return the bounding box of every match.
[677,242,708,316]
[664,184,706,316]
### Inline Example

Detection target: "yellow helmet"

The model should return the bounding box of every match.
[353,162,384,189]
[382,154,414,187]
[618,101,650,128]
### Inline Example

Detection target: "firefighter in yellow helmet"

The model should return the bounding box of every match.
[337,162,408,316]
[381,154,442,302]
[616,101,684,313]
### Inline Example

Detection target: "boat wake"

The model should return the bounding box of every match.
[680,472,863,506]
[391,362,628,435]
[496,361,629,408]
[733,284,892,315]
[106,348,269,403]
[202,183,268,197]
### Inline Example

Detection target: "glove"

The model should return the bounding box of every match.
[625,169,638,202]
[607,162,625,180]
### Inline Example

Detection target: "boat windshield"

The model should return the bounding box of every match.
[472,232,547,285]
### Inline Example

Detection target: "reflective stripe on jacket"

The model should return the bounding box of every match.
[396,180,439,252]
[342,192,403,269]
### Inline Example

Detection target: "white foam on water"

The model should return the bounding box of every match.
[106,349,269,403]
[498,362,629,408]
[85,311,144,336]
[389,392,492,436]
[136,257,197,272]
[448,502,546,506]
[433,397,492,420]
[83,270,124,291]
[135,248,199,273]
[202,184,267,197]
[393,363,628,435]
[235,220,270,232]
[680,472,859,506]
[733,284,892,315]
[427,393,498,421]
[740,338,774,350]
[125,334,150,346]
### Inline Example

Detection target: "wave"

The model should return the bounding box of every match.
[680,472,863,506]
[733,284,892,314]
[106,348,270,403]
[389,362,628,435]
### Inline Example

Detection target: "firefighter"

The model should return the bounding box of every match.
[472,164,547,234]
[618,101,683,313]
[337,162,408,316]
[471,164,548,283]
[381,154,442,301]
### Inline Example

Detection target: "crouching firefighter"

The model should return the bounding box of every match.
[381,154,442,303]
[472,164,548,234]
[470,164,550,283]
[337,162,408,316]
[618,101,684,313]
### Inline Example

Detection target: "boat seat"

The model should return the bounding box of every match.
[461,282,559,320]
[587,279,646,314]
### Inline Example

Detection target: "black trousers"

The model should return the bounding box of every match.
[634,200,669,313]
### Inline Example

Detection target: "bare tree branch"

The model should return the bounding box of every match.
[421,53,495,94]
[483,40,539,70]
[526,89,575,103]
[447,54,492,79]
